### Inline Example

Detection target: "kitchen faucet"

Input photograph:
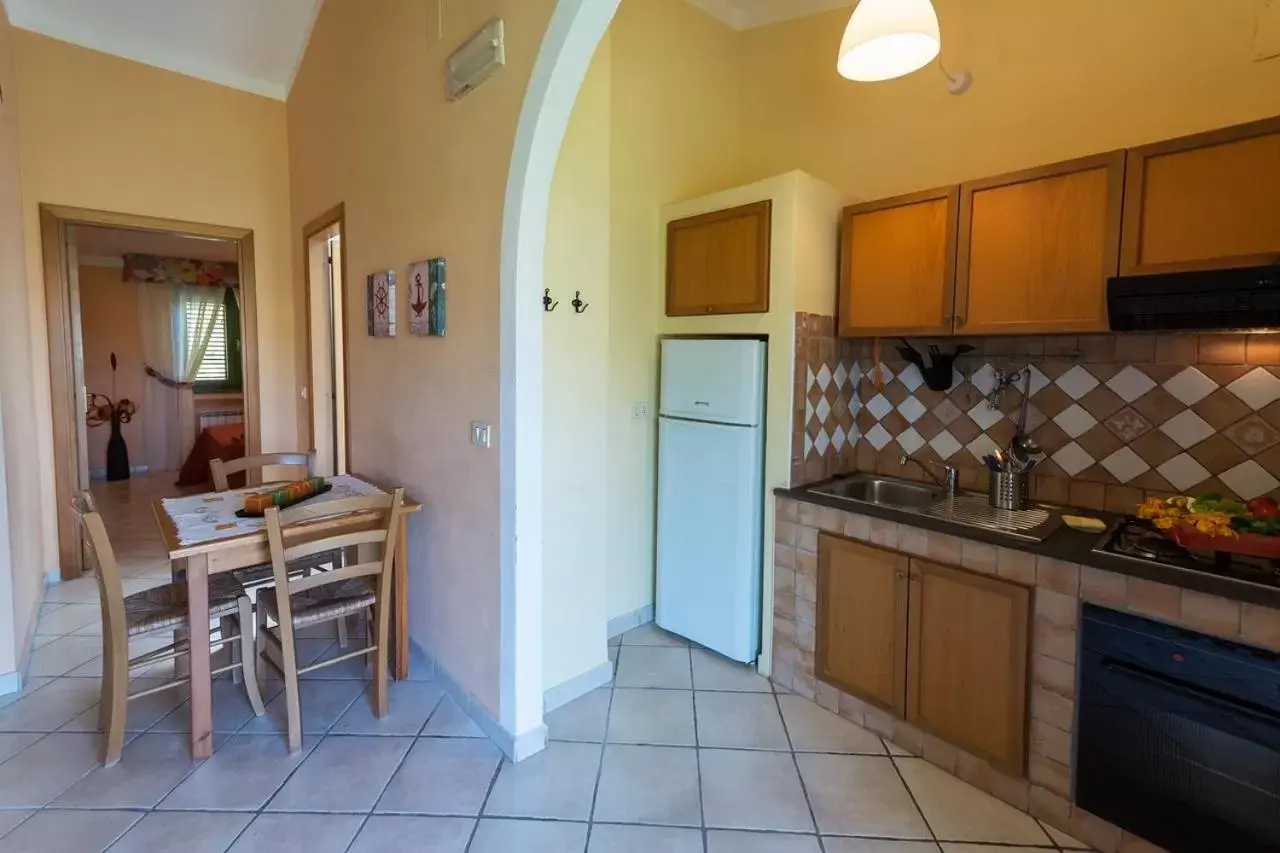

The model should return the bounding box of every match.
[899,453,959,498]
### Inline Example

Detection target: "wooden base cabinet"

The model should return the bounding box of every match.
[816,535,910,717]
[907,559,1032,777]
[815,535,1032,776]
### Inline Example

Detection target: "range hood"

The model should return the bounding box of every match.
[1108,265,1280,333]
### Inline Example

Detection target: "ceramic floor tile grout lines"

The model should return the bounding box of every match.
[0,607,1096,852]
[582,647,621,853]
[688,643,709,853]
[770,684,827,852]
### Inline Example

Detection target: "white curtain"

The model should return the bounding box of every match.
[137,284,226,472]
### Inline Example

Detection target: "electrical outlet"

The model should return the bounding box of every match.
[471,421,492,448]
[631,402,650,420]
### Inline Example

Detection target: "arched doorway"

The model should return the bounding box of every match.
[498,0,621,756]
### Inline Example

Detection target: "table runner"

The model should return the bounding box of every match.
[160,474,388,546]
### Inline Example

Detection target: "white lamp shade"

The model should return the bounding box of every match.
[837,0,941,82]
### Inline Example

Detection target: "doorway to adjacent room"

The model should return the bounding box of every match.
[40,205,261,579]
[303,204,349,478]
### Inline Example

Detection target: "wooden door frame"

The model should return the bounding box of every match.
[40,204,262,579]
[301,203,352,475]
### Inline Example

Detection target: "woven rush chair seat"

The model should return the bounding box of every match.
[258,578,376,629]
[124,574,247,637]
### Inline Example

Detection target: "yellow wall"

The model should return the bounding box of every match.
[738,0,1280,202]
[543,36,612,692]
[79,265,146,474]
[0,0,38,678]
[605,0,746,622]
[288,0,557,716]
[13,31,297,594]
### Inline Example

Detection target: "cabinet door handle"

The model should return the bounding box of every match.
[895,570,906,580]
[954,315,965,327]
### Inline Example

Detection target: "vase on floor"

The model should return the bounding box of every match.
[105,414,130,481]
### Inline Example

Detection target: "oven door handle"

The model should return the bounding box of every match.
[1101,659,1280,729]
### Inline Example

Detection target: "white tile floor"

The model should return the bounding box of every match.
[0,475,1098,851]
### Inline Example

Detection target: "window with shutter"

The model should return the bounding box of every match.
[189,289,242,392]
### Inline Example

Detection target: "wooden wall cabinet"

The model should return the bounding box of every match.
[955,153,1124,335]
[838,187,959,337]
[1120,117,1280,275]
[907,559,1031,776]
[666,201,772,316]
[816,534,1032,776]
[816,535,909,716]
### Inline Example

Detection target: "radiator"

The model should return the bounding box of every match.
[198,409,244,431]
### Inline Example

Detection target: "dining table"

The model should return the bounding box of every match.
[152,472,422,759]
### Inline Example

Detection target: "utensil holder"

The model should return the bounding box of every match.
[988,471,1029,511]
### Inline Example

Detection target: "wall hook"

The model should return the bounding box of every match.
[571,291,589,314]
[543,288,559,312]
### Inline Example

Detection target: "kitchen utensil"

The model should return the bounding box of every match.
[895,339,975,392]
[988,471,1030,511]
[1008,365,1043,470]
[982,454,1003,472]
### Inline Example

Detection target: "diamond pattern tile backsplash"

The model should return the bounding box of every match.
[792,314,1280,512]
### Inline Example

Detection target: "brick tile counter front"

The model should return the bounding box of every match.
[772,497,1280,853]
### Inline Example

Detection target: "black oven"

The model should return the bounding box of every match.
[1076,604,1280,853]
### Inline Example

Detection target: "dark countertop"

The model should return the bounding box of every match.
[777,481,1280,611]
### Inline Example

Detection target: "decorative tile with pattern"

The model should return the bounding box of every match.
[796,330,1280,510]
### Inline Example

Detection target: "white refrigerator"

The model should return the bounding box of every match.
[655,338,766,663]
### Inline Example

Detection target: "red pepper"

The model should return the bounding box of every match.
[1246,497,1280,518]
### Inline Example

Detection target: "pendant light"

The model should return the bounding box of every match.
[837,0,942,82]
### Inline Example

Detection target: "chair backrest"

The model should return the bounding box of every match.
[69,491,126,641]
[211,451,316,492]
[263,489,406,630]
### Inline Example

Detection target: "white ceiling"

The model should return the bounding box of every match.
[686,0,853,30]
[75,226,238,264]
[3,0,322,100]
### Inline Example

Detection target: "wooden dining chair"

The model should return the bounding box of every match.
[211,449,352,645]
[71,491,265,766]
[210,450,317,492]
[257,490,405,752]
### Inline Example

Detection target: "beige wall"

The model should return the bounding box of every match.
[12,31,297,587]
[288,0,557,717]
[0,0,38,678]
[79,265,145,474]
[605,0,746,622]
[543,37,612,693]
[738,0,1280,202]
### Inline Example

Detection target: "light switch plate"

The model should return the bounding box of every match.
[471,421,492,448]
[631,402,650,420]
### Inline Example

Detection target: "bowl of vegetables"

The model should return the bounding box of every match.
[1137,493,1280,558]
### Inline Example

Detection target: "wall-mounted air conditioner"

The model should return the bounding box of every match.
[447,18,505,101]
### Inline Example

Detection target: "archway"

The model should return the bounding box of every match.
[498,0,621,757]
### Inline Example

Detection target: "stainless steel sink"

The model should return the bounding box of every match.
[807,474,1063,542]
[811,474,944,510]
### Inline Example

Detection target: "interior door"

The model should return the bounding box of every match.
[65,224,90,572]
[308,225,346,476]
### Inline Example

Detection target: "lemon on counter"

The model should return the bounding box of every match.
[1063,515,1106,533]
